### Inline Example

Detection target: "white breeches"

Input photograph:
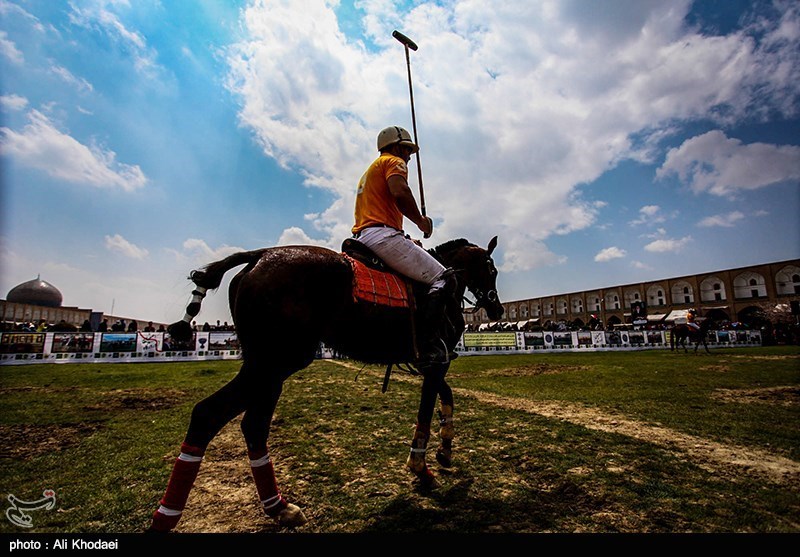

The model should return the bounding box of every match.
[355,227,447,293]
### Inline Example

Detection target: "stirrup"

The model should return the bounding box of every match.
[415,339,450,366]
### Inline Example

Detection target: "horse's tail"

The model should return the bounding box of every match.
[167,249,269,341]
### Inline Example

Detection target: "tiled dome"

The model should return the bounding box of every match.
[7,276,63,308]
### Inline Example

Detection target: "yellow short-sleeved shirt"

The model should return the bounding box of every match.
[352,153,408,234]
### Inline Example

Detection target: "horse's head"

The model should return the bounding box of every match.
[432,236,504,321]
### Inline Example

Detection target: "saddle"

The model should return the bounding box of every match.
[341,238,412,309]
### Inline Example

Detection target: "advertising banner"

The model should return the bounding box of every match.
[577,331,593,346]
[463,332,517,348]
[52,333,95,353]
[99,333,137,353]
[0,333,46,354]
[523,332,545,348]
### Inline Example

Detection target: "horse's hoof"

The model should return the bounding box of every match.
[413,467,438,489]
[435,447,452,468]
[275,503,308,528]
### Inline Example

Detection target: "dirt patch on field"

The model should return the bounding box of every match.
[711,386,800,407]
[82,388,188,412]
[494,363,590,377]
[697,365,731,373]
[0,422,103,459]
[726,354,800,361]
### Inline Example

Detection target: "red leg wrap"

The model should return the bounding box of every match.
[249,447,287,517]
[150,443,205,532]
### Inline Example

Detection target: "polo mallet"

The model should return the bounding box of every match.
[392,30,426,218]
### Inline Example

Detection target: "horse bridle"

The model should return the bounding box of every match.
[458,280,499,314]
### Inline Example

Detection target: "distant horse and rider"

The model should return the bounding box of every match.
[149,237,504,531]
[670,309,716,353]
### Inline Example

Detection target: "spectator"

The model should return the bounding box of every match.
[127,320,138,332]
[80,319,92,332]
[144,321,156,332]
[98,319,108,332]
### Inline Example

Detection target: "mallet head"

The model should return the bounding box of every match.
[392,30,418,51]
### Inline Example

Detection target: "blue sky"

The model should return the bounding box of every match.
[1,0,798,326]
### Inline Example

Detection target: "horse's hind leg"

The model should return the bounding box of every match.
[240,378,307,528]
[150,373,249,532]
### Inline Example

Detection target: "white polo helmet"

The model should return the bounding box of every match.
[377,126,419,153]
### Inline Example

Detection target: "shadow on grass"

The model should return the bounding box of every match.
[361,471,604,533]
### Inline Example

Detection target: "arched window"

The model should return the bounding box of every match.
[571,297,584,313]
[700,276,727,302]
[604,292,620,310]
[647,285,666,306]
[733,272,766,299]
[775,265,800,295]
[671,281,694,304]
[557,298,568,315]
[624,289,642,308]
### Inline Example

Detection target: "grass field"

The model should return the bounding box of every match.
[1,346,798,533]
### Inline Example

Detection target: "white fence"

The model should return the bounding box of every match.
[0,328,763,366]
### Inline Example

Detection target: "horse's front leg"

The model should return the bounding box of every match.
[435,377,455,468]
[407,365,447,486]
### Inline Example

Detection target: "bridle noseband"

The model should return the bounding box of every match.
[467,286,498,313]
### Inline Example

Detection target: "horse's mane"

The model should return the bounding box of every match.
[429,238,471,261]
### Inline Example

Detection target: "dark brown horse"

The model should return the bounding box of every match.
[670,317,714,353]
[150,237,504,531]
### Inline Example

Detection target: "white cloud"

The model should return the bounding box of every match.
[644,235,692,253]
[179,239,245,264]
[0,109,147,191]
[697,211,745,228]
[67,1,162,79]
[631,260,652,270]
[277,226,332,248]
[657,130,800,196]
[629,204,666,226]
[50,64,94,93]
[0,94,28,111]
[594,246,627,262]
[105,234,148,259]
[0,30,23,64]
[225,1,800,271]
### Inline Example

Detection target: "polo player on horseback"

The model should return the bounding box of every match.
[686,308,700,331]
[352,125,459,480]
[352,126,456,367]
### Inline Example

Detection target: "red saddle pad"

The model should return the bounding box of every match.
[343,255,410,308]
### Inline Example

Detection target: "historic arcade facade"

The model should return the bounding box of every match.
[465,259,800,330]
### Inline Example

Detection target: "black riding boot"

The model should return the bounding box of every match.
[415,288,453,367]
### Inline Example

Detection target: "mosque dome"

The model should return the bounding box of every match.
[6,276,63,308]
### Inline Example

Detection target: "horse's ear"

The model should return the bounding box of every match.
[487,236,498,255]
